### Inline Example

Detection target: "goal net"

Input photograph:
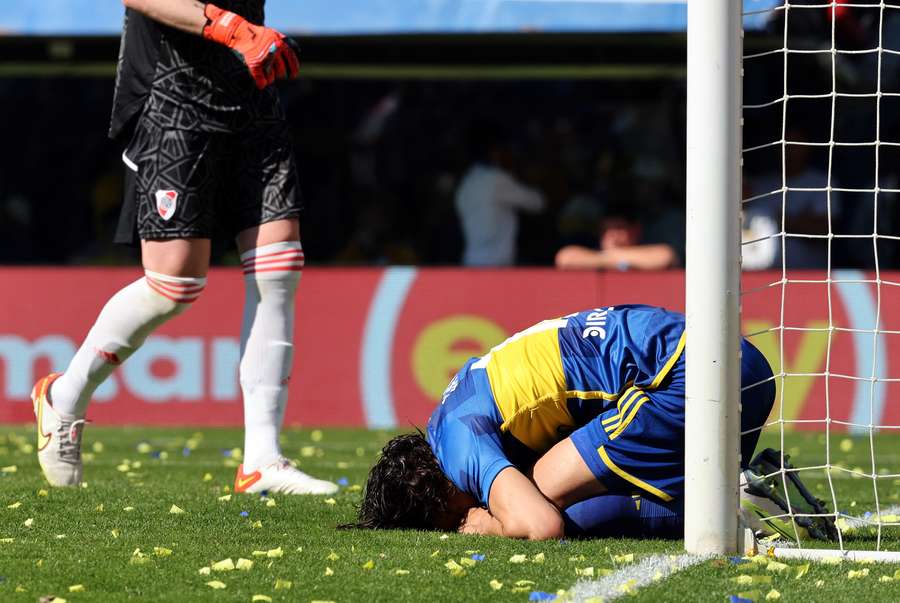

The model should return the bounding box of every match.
[738,0,900,558]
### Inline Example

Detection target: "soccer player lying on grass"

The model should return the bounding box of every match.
[353,305,838,541]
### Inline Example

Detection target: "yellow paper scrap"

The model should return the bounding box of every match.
[236,558,253,571]
[575,567,595,577]
[311,429,324,442]
[395,569,410,576]
[0,538,14,544]
[252,550,268,557]
[508,554,527,564]
[879,575,894,583]
[848,568,870,579]
[198,567,211,576]
[23,518,33,528]
[840,438,854,452]
[324,498,337,505]
[766,561,789,573]
[1,465,18,473]
[203,473,213,482]
[489,580,503,591]
[459,557,477,568]
[326,551,340,561]
[7,501,21,509]
[613,553,634,564]
[212,558,235,571]
[137,442,152,453]
[251,520,262,529]
[325,566,334,576]
[274,578,292,590]
[153,547,173,557]
[218,494,232,502]
[532,552,546,564]
[266,499,276,508]
[123,506,135,512]
[169,504,185,514]
[110,529,120,539]
[206,580,227,589]
[815,580,825,587]
[766,589,781,600]
[252,596,272,602]
[362,559,375,570]
[68,584,85,593]
[38,489,48,497]
[795,563,810,579]
[266,547,283,558]
[515,580,536,587]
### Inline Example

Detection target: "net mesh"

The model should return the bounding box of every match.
[741,1,900,552]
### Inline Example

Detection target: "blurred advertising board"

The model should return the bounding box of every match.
[0,267,895,431]
[0,1,780,36]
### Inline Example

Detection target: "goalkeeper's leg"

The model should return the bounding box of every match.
[36,239,209,486]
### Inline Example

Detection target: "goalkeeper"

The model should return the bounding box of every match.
[353,305,836,541]
[31,1,336,495]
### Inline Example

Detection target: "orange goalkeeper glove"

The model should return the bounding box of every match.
[202,3,300,90]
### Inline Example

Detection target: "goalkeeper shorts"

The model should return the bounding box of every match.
[570,339,775,502]
[115,109,302,244]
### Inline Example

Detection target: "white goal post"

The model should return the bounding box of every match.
[684,0,744,554]
[686,0,900,560]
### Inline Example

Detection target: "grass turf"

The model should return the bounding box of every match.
[0,427,899,602]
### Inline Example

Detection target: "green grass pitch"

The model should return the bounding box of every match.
[2,426,900,602]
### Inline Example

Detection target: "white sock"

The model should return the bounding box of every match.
[50,270,207,418]
[239,241,304,471]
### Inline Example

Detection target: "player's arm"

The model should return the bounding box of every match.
[122,0,301,89]
[122,0,207,34]
[461,467,565,540]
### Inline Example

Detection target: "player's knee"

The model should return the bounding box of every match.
[143,270,207,317]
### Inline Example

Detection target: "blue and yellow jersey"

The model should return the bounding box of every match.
[427,305,686,505]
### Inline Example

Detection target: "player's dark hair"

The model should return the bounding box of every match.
[345,431,452,530]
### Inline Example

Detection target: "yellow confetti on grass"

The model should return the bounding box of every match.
[394,569,410,576]
[508,554,527,564]
[153,547,173,557]
[169,504,185,514]
[218,495,232,502]
[69,584,85,592]
[490,580,504,591]
[1,465,17,473]
[266,547,283,558]
[24,518,33,527]
[575,567,595,577]
[880,576,894,583]
[212,559,235,571]
[848,569,870,579]
[7,502,21,509]
[324,498,337,505]
[459,558,477,568]
[815,580,825,587]
[206,581,226,589]
[766,589,781,600]
[37,490,48,497]
[613,553,634,564]
[198,567,211,576]
[252,521,263,529]
[203,473,213,482]
[274,579,292,590]
[123,506,135,512]
[325,567,335,576]
[445,560,464,571]
[732,575,773,586]
[362,559,375,570]
[236,558,254,571]
[822,557,843,565]
[766,561,789,573]
[266,499,276,508]
[840,438,854,452]
[252,596,272,602]
[795,563,810,579]
[532,552,546,564]
[311,429,324,442]
[326,551,340,561]
[0,538,14,544]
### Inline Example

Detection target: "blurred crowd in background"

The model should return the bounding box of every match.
[3,3,900,271]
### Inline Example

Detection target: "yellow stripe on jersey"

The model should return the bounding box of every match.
[648,331,686,389]
[597,446,674,502]
[603,386,642,433]
[608,395,649,440]
[487,320,573,453]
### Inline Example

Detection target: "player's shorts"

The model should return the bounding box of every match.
[570,339,775,503]
[114,108,301,244]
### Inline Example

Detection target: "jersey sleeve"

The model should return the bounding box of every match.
[429,414,513,506]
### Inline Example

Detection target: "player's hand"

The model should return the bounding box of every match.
[458,506,498,535]
[202,3,300,90]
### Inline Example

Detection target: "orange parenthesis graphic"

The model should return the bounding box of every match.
[744,320,830,430]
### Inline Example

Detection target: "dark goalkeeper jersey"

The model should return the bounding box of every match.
[109,1,280,140]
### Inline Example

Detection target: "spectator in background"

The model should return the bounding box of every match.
[555,201,679,271]
[744,127,838,270]
[456,122,546,266]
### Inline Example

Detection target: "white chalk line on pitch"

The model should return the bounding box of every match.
[566,553,710,602]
